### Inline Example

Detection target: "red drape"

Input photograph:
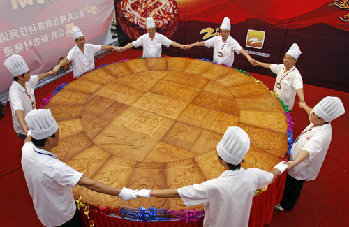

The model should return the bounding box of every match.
[79,172,287,227]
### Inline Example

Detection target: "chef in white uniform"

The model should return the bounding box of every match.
[4,54,57,140]
[54,26,118,78]
[120,126,288,227]
[254,43,305,110]
[187,17,255,67]
[275,96,345,211]
[21,109,143,226]
[117,17,186,57]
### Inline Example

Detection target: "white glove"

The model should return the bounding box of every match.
[119,187,138,201]
[274,161,288,174]
[135,189,151,198]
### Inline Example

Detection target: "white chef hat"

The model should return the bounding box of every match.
[72,26,84,40]
[217,126,250,165]
[220,17,231,31]
[146,17,156,29]
[25,109,59,140]
[286,43,302,59]
[4,54,29,77]
[312,96,345,122]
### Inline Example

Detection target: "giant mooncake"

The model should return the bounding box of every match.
[46,57,288,210]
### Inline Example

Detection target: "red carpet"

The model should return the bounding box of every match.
[0,50,348,227]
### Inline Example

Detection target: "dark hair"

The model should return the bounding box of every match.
[218,156,241,170]
[13,73,25,81]
[31,133,56,147]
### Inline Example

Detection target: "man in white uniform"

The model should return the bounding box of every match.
[117,17,186,57]
[187,17,255,67]
[121,126,288,227]
[254,43,305,110]
[4,54,58,140]
[22,109,138,226]
[54,26,118,78]
[275,96,345,211]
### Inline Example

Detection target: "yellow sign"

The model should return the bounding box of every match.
[246,29,265,49]
[200,27,219,40]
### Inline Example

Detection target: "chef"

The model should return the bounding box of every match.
[54,26,118,78]
[117,17,186,57]
[187,17,255,67]
[275,96,345,211]
[254,43,305,110]
[122,126,288,227]
[4,54,57,140]
[22,109,139,226]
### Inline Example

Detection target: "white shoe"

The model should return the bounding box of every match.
[274,203,285,211]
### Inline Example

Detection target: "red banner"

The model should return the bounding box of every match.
[176,0,349,31]
[0,0,114,93]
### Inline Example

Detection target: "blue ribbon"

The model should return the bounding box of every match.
[287,129,294,154]
[52,83,67,94]
[97,64,109,69]
[197,58,211,62]
[120,207,169,222]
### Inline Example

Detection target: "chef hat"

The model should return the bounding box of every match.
[312,96,345,122]
[217,126,250,165]
[25,109,59,140]
[286,43,302,59]
[146,17,156,29]
[4,54,29,77]
[220,17,231,31]
[72,26,84,40]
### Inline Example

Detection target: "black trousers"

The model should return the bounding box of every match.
[16,133,26,141]
[280,173,305,211]
[59,207,83,227]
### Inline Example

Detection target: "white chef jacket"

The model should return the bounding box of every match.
[178,168,274,227]
[21,142,83,227]
[205,35,242,67]
[288,123,332,181]
[270,64,303,110]
[9,75,38,134]
[67,44,101,78]
[132,33,173,58]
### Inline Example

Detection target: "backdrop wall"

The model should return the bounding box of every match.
[0,0,114,93]
[115,0,349,91]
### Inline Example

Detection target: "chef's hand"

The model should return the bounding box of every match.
[115,47,123,52]
[119,187,138,201]
[274,161,288,174]
[253,60,263,67]
[135,189,152,198]
[181,45,192,50]
[24,130,31,143]
[298,101,307,109]
[248,58,257,66]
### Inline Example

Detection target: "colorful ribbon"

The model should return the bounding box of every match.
[39,83,67,109]
[120,207,169,222]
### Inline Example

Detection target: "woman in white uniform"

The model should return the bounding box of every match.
[120,126,288,227]
[54,26,118,78]
[254,43,305,111]
[4,54,58,140]
[187,17,255,67]
[275,96,345,211]
[117,17,186,57]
